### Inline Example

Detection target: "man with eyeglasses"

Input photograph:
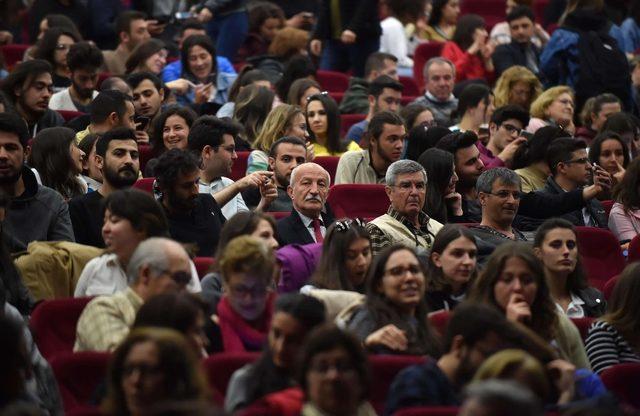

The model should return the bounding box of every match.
[479,105,530,168]
[75,237,192,352]
[470,168,527,264]
[187,116,275,220]
[49,42,103,113]
[336,111,406,185]
[345,75,403,145]
[534,138,608,228]
[367,160,443,256]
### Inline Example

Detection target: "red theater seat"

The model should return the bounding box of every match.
[628,234,640,263]
[1,44,29,69]
[460,0,504,30]
[194,257,214,278]
[575,227,625,291]
[399,76,421,97]
[203,352,259,404]
[30,297,93,360]
[97,72,112,89]
[231,151,250,180]
[601,200,614,220]
[370,355,427,414]
[132,177,155,194]
[138,144,154,175]
[603,274,619,300]
[51,351,110,413]
[317,70,350,92]
[428,310,451,337]
[327,184,388,220]
[600,363,640,408]
[413,42,444,91]
[340,113,367,138]
[57,110,86,122]
[265,211,291,220]
[570,317,594,343]
[315,156,340,185]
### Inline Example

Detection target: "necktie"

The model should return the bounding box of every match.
[312,218,324,243]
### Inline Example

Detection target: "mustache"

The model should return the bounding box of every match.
[118,165,136,174]
[304,195,322,202]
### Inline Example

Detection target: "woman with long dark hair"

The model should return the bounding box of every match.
[609,158,640,242]
[344,244,442,356]
[441,14,495,82]
[306,93,360,156]
[426,224,478,311]
[125,39,167,75]
[145,105,197,177]
[28,127,86,200]
[468,242,590,368]
[588,131,630,198]
[224,293,325,412]
[423,0,460,41]
[33,27,80,92]
[418,148,461,224]
[533,218,606,317]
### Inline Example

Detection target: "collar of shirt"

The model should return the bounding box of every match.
[297,209,323,228]
[366,150,386,179]
[426,91,455,104]
[387,206,431,232]
[104,253,123,268]
[556,292,585,318]
[198,177,224,193]
[124,287,144,310]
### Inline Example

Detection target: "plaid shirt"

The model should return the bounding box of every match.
[74,287,143,352]
[367,207,438,256]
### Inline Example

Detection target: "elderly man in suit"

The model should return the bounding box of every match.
[276,163,335,246]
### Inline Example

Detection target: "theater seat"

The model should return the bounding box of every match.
[340,113,367,138]
[194,257,214,278]
[393,407,459,416]
[399,76,421,97]
[428,310,451,337]
[327,184,388,220]
[203,352,260,404]
[57,110,86,122]
[30,297,94,360]
[575,227,625,291]
[369,355,427,414]
[570,317,594,343]
[600,363,640,408]
[600,200,614,220]
[232,151,250,180]
[265,211,291,220]
[0,44,29,69]
[627,234,640,263]
[132,177,155,194]
[603,274,619,300]
[50,351,110,413]
[315,156,340,185]
[413,42,444,91]
[316,70,350,92]
[330,92,344,104]
[138,144,154,175]
[97,72,112,89]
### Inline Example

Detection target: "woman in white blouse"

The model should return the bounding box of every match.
[533,218,606,318]
[74,189,201,297]
[380,0,426,76]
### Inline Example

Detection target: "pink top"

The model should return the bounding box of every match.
[608,202,640,242]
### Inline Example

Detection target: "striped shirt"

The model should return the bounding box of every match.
[585,320,640,374]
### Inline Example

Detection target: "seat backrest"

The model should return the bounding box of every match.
[0,44,29,69]
[575,227,625,291]
[399,76,421,96]
[428,310,451,337]
[232,151,250,180]
[600,199,614,220]
[628,234,640,263]
[570,317,594,343]
[603,274,619,300]
[265,211,291,220]
[600,363,640,408]
[460,0,504,30]
[30,297,94,360]
[193,257,215,279]
[132,177,155,194]
[202,352,260,400]
[97,72,112,89]
[369,355,427,414]
[316,70,350,92]
[340,114,367,138]
[57,110,87,122]
[327,184,388,219]
[314,156,340,185]
[413,42,445,90]
[51,351,111,413]
[138,144,154,175]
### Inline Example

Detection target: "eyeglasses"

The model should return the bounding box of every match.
[483,190,523,200]
[385,264,423,278]
[306,91,329,101]
[55,44,72,50]
[501,123,522,136]
[562,157,590,165]
[334,218,366,232]
[158,270,191,285]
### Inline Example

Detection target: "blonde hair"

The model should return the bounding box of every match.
[529,86,574,119]
[253,104,303,153]
[219,236,275,284]
[493,66,542,108]
[473,349,550,401]
[268,27,309,59]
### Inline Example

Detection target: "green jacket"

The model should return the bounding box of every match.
[339,77,370,114]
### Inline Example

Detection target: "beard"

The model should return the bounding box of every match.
[73,84,94,100]
[18,95,45,120]
[103,164,138,188]
[0,167,22,186]
[275,169,289,188]
[167,190,197,211]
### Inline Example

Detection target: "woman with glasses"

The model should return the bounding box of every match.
[342,245,442,356]
[425,224,478,311]
[468,242,590,368]
[533,218,606,318]
[125,39,168,76]
[400,103,435,130]
[101,327,211,416]
[74,189,201,297]
[306,93,361,156]
[225,294,325,412]
[33,27,80,92]
[527,86,575,135]
[214,235,276,353]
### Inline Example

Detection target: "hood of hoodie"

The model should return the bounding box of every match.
[10,166,39,207]
[564,9,610,32]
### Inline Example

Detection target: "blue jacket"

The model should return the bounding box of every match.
[161,56,236,83]
[540,11,625,90]
[621,17,640,53]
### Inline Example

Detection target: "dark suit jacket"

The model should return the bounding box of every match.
[493,41,541,77]
[276,208,335,246]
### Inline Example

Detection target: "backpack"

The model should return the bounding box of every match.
[568,28,631,111]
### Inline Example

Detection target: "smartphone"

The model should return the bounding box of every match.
[175,11,195,20]
[520,131,534,140]
[302,12,314,19]
[134,115,150,131]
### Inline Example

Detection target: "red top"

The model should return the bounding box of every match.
[441,41,494,83]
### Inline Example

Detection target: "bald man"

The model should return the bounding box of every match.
[276,163,335,245]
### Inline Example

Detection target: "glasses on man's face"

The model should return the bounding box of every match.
[562,157,590,165]
[159,270,191,285]
[484,190,523,200]
[501,123,522,136]
[391,181,426,192]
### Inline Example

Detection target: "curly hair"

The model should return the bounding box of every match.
[33,27,80,71]
[493,66,542,108]
[468,242,559,342]
[267,27,309,59]
[155,148,199,191]
[150,105,197,156]
[529,86,573,120]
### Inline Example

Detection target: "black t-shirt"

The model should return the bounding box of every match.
[165,194,225,257]
[69,191,104,248]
